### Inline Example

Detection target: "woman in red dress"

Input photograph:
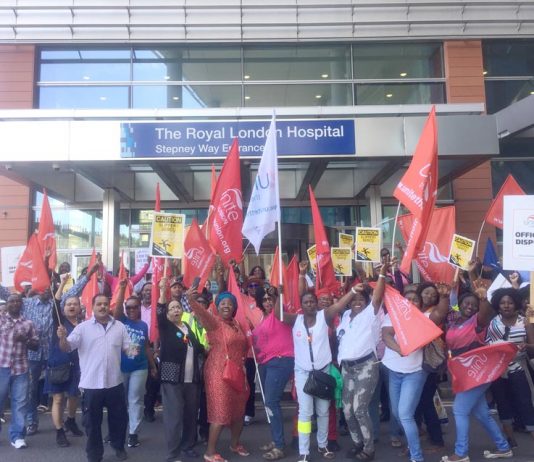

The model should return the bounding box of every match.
[187,289,250,462]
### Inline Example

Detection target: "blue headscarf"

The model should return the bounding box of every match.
[215,291,238,317]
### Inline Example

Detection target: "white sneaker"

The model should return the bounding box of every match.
[11,438,27,449]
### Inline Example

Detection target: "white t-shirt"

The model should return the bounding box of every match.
[337,302,381,363]
[293,309,332,371]
[381,314,423,374]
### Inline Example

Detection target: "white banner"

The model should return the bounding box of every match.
[503,195,534,271]
[1,245,25,288]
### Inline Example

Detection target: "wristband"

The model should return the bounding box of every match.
[378,274,386,279]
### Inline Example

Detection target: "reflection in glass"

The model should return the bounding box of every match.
[39,86,129,109]
[244,45,351,81]
[132,85,241,109]
[355,83,445,105]
[245,84,352,107]
[485,80,534,113]
[483,41,534,77]
[353,43,443,79]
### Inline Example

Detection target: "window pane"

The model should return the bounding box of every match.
[133,46,241,82]
[244,84,351,107]
[353,43,443,79]
[355,83,445,105]
[39,86,129,109]
[244,45,351,81]
[483,41,534,77]
[132,85,241,108]
[485,80,534,113]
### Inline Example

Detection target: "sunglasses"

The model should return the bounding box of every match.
[248,283,260,289]
[262,296,272,301]
[125,305,140,310]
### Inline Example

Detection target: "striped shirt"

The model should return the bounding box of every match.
[0,312,39,375]
[486,314,527,374]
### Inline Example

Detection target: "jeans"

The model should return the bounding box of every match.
[27,359,46,426]
[452,383,510,457]
[123,369,148,435]
[415,372,444,446]
[388,368,428,462]
[294,365,330,456]
[259,357,294,449]
[0,368,29,442]
[245,358,256,418]
[370,364,403,440]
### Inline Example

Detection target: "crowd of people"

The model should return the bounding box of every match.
[1,247,534,462]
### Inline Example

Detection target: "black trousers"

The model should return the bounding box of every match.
[245,358,256,418]
[82,384,128,462]
[198,382,209,440]
[415,372,444,446]
[144,371,160,418]
[491,369,534,429]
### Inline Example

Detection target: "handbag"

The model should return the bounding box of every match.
[48,362,71,385]
[422,337,446,373]
[302,318,336,401]
[221,322,247,393]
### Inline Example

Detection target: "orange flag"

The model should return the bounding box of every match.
[37,189,57,271]
[285,255,301,313]
[375,283,442,356]
[484,174,525,229]
[81,249,99,319]
[14,240,33,292]
[208,139,243,266]
[269,246,288,289]
[27,234,50,293]
[110,252,132,309]
[393,106,438,274]
[150,183,162,342]
[183,219,216,289]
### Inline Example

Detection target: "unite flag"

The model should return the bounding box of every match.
[393,107,438,274]
[37,189,57,271]
[484,174,525,229]
[242,115,280,255]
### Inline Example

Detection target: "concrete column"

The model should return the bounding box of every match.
[366,184,382,228]
[102,188,120,274]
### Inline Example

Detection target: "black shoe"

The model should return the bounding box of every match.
[183,448,200,458]
[115,448,128,461]
[26,424,38,436]
[144,412,156,423]
[327,440,340,452]
[127,434,140,448]
[65,417,84,437]
[56,428,70,447]
[345,444,363,458]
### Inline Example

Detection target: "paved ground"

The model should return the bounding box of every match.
[1,402,533,462]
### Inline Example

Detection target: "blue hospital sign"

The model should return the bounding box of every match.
[120,119,355,159]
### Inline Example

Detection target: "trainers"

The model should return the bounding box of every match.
[64,417,84,436]
[115,448,128,460]
[297,455,309,462]
[11,438,28,449]
[26,424,38,436]
[244,415,253,426]
[127,434,140,448]
[56,428,70,447]
[318,447,335,460]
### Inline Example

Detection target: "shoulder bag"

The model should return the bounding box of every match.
[48,362,72,385]
[422,337,447,373]
[221,321,247,393]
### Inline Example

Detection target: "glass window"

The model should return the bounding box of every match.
[483,41,534,77]
[133,46,241,82]
[353,43,443,79]
[244,84,352,107]
[132,84,241,109]
[39,86,129,109]
[355,83,445,105]
[485,80,534,113]
[244,45,351,81]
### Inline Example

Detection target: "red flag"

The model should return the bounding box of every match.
[393,107,438,274]
[398,206,456,284]
[13,241,33,292]
[376,283,442,356]
[27,234,50,293]
[309,186,339,293]
[484,174,525,229]
[208,139,243,266]
[37,189,57,271]
[81,249,99,319]
[183,219,216,289]
[110,252,132,309]
[150,183,163,342]
[285,255,301,313]
[269,246,288,289]
[210,163,217,203]
[227,268,263,347]
[448,343,518,393]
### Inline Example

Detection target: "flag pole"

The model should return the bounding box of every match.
[475,220,485,258]
[391,202,402,257]
[277,222,284,322]
[249,342,271,424]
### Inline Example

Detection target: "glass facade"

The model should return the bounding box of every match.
[37,43,445,109]
[483,40,534,113]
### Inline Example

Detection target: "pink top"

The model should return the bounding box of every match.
[252,312,294,365]
[445,314,487,357]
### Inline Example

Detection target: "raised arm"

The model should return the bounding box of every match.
[474,283,496,328]
[54,273,70,302]
[324,286,359,324]
[430,283,451,325]
[113,278,128,320]
[271,286,299,326]
[298,261,310,296]
[185,288,219,331]
[62,257,100,302]
[129,256,151,286]
[371,260,391,313]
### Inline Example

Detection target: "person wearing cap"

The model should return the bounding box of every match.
[170,276,192,313]
[186,288,250,462]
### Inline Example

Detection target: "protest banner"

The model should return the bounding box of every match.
[448,234,475,270]
[503,196,534,271]
[307,244,317,274]
[355,227,381,262]
[150,212,185,258]
[1,245,25,287]
[331,247,352,276]
[338,233,354,249]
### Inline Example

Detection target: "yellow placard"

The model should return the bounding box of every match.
[150,212,185,258]
[355,227,381,262]
[307,245,317,274]
[331,247,352,276]
[339,233,354,249]
[448,233,475,270]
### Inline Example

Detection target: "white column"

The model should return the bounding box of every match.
[102,188,120,273]
[367,184,382,228]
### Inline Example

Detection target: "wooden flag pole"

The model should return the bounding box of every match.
[277,222,284,322]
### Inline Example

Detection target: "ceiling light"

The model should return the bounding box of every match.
[244,75,250,80]
[386,93,393,98]
[172,96,179,101]
[99,96,107,101]
[321,74,329,78]
[82,76,90,80]
[483,70,488,75]
[530,91,534,95]
[315,94,322,99]
[400,72,407,77]
[164,75,171,80]
[244,95,251,100]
